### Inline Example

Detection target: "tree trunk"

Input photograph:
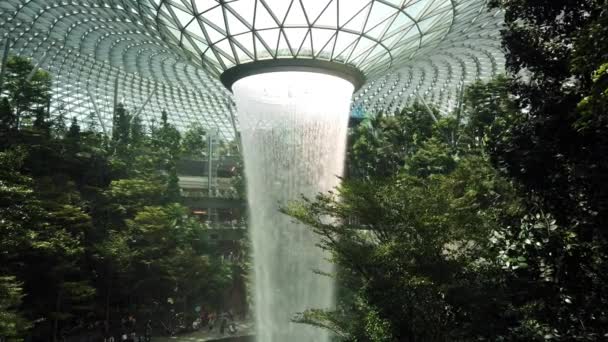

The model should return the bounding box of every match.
[53,290,62,342]
[15,109,21,130]
[105,274,112,334]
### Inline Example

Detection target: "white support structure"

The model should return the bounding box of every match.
[416,92,439,123]
[130,85,157,123]
[0,37,11,94]
[26,52,49,82]
[86,87,108,137]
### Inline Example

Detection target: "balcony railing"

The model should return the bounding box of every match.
[205,221,248,230]
[181,188,241,199]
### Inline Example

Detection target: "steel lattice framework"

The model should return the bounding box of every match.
[0,0,504,138]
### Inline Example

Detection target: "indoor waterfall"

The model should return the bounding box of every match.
[233,72,354,342]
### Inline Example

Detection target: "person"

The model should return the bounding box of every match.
[129,315,137,341]
[208,312,215,331]
[102,320,115,342]
[219,312,228,334]
[199,309,208,328]
[144,320,152,342]
[227,311,237,334]
[122,315,136,342]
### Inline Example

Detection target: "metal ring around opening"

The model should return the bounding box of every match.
[220,59,366,93]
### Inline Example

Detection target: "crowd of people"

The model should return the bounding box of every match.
[199,310,238,335]
[100,316,152,342]
[95,309,240,342]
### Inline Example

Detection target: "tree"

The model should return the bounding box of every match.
[487,1,608,338]
[112,103,130,143]
[0,97,15,133]
[0,145,94,340]
[286,155,520,341]
[285,100,523,341]
[0,56,244,341]
[66,117,81,144]
[347,102,437,179]
[2,56,51,128]
[181,125,207,158]
[150,110,182,202]
[52,111,67,138]
[462,75,515,149]
[405,137,456,177]
[0,276,28,340]
[130,115,144,146]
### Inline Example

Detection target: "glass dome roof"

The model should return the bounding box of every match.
[0,0,504,139]
[146,0,455,78]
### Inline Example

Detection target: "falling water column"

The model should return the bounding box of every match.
[232,72,355,342]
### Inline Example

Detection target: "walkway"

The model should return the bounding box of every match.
[155,321,254,342]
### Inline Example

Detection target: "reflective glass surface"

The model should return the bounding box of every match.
[0,1,504,138]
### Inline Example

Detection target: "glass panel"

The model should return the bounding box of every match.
[227,0,255,24]
[313,0,337,28]
[298,30,314,57]
[215,39,234,58]
[202,20,226,43]
[187,19,207,42]
[232,39,254,63]
[233,32,256,57]
[258,28,281,53]
[202,6,226,34]
[348,35,375,61]
[338,0,369,27]
[364,2,395,32]
[283,28,309,54]
[384,12,414,38]
[277,31,292,57]
[301,0,332,23]
[365,13,397,40]
[284,0,308,26]
[254,2,277,29]
[226,10,250,35]
[405,0,431,20]
[192,0,219,14]
[342,3,371,32]
[254,34,274,59]
[309,28,334,56]
[171,5,194,28]
[262,0,292,23]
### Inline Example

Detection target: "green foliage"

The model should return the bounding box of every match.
[576,63,608,132]
[2,56,51,127]
[305,2,608,340]
[107,178,165,213]
[286,154,520,340]
[180,124,207,158]
[462,75,516,148]
[285,97,526,340]
[0,276,29,340]
[405,137,456,177]
[0,97,14,132]
[347,102,437,178]
[487,1,608,339]
[0,56,241,340]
